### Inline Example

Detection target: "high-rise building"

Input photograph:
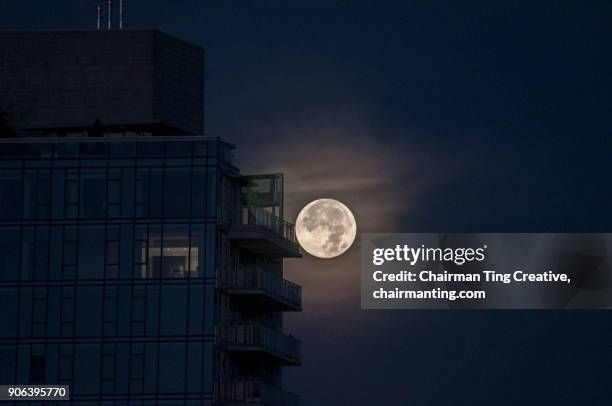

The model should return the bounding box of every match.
[0,31,302,406]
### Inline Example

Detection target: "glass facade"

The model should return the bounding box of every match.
[0,137,301,405]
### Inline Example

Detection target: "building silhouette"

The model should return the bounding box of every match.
[0,30,204,136]
[0,30,302,405]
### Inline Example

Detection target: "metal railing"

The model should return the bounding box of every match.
[241,207,297,243]
[228,266,302,308]
[217,380,300,406]
[220,323,301,363]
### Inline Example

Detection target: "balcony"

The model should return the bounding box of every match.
[228,207,301,258]
[217,381,299,406]
[220,324,301,366]
[225,266,302,311]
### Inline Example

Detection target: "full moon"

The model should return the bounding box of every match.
[295,198,357,258]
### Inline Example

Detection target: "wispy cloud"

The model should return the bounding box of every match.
[214,54,463,306]
[238,123,454,306]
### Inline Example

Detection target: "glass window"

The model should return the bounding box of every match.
[158,343,185,394]
[73,344,100,395]
[207,169,217,218]
[80,142,107,158]
[186,343,203,393]
[193,141,207,156]
[145,287,160,337]
[34,241,49,266]
[109,142,135,158]
[132,297,145,322]
[33,294,46,323]
[101,343,116,394]
[107,169,122,219]
[136,178,149,203]
[62,226,78,279]
[24,143,52,158]
[0,143,22,159]
[106,240,119,265]
[36,178,51,219]
[23,171,36,220]
[75,288,102,336]
[0,174,22,220]
[0,346,16,384]
[29,355,46,382]
[0,228,20,280]
[130,353,144,380]
[58,345,73,382]
[64,171,79,219]
[135,169,150,218]
[138,142,164,158]
[143,226,198,278]
[78,227,105,279]
[149,169,163,217]
[20,228,34,280]
[164,141,192,157]
[0,289,18,337]
[164,168,191,218]
[61,298,75,324]
[103,296,117,323]
[63,241,77,265]
[54,143,79,158]
[109,180,121,203]
[191,168,206,218]
[160,286,187,336]
[188,286,204,335]
[81,174,107,219]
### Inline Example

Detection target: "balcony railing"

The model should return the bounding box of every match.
[217,381,299,406]
[241,207,297,243]
[225,266,302,310]
[220,324,301,365]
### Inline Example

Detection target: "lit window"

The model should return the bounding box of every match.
[142,234,199,278]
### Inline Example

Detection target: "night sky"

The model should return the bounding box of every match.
[3,1,612,404]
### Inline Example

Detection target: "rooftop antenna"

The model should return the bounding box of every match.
[96,6,101,30]
[119,0,123,29]
[107,0,112,30]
